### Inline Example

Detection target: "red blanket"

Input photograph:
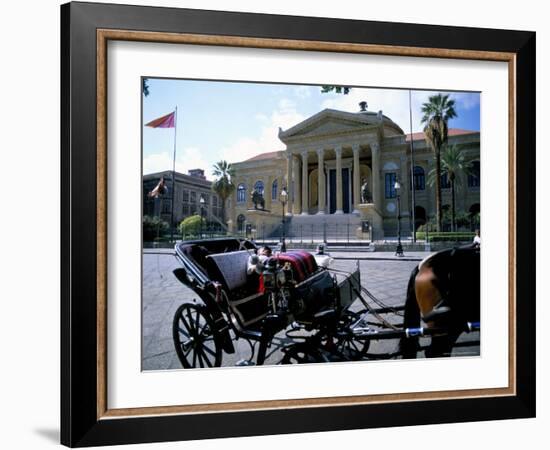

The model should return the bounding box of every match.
[276,251,318,282]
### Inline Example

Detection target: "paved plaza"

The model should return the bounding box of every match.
[142,250,480,371]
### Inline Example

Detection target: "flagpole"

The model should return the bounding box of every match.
[170,106,177,243]
[409,90,417,243]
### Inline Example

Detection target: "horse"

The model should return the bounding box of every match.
[400,244,480,358]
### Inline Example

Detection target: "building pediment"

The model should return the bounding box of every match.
[278,108,403,143]
[301,118,369,137]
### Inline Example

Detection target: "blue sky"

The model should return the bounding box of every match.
[142,78,480,176]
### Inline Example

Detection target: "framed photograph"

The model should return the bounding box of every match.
[61,1,535,447]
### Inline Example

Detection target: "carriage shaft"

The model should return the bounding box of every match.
[350,322,480,341]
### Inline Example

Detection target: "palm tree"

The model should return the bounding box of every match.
[211,160,235,225]
[427,145,471,232]
[421,93,457,231]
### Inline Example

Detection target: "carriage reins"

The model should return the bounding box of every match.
[328,267,401,330]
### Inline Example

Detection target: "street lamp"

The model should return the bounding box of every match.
[394,179,404,257]
[280,187,288,252]
[199,194,206,238]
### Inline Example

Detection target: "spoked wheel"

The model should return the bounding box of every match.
[334,334,370,360]
[173,303,222,368]
[334,310,370,360]
[280,343,325,364]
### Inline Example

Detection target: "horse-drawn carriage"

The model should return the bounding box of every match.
[171,238,480,368]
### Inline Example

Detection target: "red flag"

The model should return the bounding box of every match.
[148,177,167,198]
[145,111,175,128]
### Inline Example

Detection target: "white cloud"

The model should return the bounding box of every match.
[143,146,209,175]
[293,85,313,99]
[452,92,480,110]
[221,99,306,163]
[277,98,297,114]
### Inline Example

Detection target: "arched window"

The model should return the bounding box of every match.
[412,166,425,190]
[271,179,278,200]
[237,214,246,232]
[468,161,480,187]
[237,184,246,203]
[254,180,264,195]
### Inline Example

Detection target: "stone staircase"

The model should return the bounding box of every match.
[273,213,363,241]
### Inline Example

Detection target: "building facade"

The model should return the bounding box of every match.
[143,169,222,227]
[228,105,480,239]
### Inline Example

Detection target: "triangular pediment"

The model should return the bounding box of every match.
[279,109,379,142]
[293,118,367,137]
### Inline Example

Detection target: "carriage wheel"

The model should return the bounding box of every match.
[334,310,370,360]
[334,334,370,360]
[281,344,325,364]
[173,303,222,368]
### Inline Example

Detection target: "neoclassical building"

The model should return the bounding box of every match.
[227,104,480,240]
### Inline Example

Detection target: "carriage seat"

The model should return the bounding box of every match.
[205,249,320,297]
[205,250,253,293]
[205,250,269,328]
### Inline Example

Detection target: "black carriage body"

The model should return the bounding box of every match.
[173,238,360,366]
[174,238,259,352]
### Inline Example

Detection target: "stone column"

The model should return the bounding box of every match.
[352,144,361,214]
[301,151,309,215]
[371,142,381,211]
[285,153,293,215]
[293,154,301,215]
[316,148,325,214]
[335,146,343,214]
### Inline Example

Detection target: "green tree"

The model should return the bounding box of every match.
[142,78,150,97]
[427,145,471,232]
[178,214,202,238]
[142,215,168,241]
[211,160,235,225]
[321,86,351,94]
[421,93,457,232]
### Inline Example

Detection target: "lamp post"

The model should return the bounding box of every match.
[394,179,404,257]
[280,187,288,252]
[199,194,206,238]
